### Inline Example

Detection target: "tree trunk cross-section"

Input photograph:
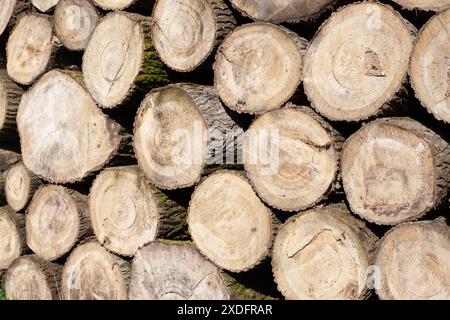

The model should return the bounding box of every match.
[129,241,230,300]
[5,255,62,300]
[392,0,450,12]
[341,118,450,225]
[243,104,343,212]
[0,149,21,204]
[188,171,275,273]
[134,84,243,190]
[152,0,236,72]
[214,22,306,114]
[7,14,57,86]
[26,185,92,261]
[32,0,60,12]
[375,219,450,300]
[272,203,377,300]
[0,0,16,36]
[5,162,42,212]
[54,0,100,51]
[230,0,335,23]
[17,70,123,184]
[0,206,25,270]
[303,2,416,121]
[92,0,134,11]
[0,69,23,142]
[89,166,189,257]
[410,9,450,123]
[61,240,130,300]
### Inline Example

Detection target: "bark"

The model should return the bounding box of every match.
[0,69,23,143]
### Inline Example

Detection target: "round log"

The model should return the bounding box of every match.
[152,0,236,72]
[375,219,450,300]
[0,206,25,270]
[89,166,188,257]
[129,241,230,300]
[243,104,343,212]
[6,14,58,85]
[32,0,60,12]
[303,2,416,121]
[0,149,21,204]
[392,0,450,11]
[341,117,450,225]
[4,162,42,212]
[92,0,134,10]
[230,0,335,22]
[54,0,100,51]
[17,69,123,184]
[214,23,306,114]
[272,203,377,300]
[188,171,274,272]
[61,240,130,300]
[5,255,61,300]
[0,69,23,142]
[83,12,169,108]
[410,9,450,123]
[134,84,243,190]
[26,185,91,261]
[0,0,16,36]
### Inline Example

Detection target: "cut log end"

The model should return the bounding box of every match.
[392,0,450,11]
[410,9,450,123]
[26,185,90,261]
[243,105,340,212]
[7,14,54,85]
[54,0,100,51]
[152,0,235,72]
[92,0,134,11]
[188,171,274,272]
[89,166,159,257]
[61,241,129,300]
[17,70,122,184]
[272,204,372,300]
[134,86,207,190]
[5,255,61,300]
[129,241,230,300]
[214,23,304,114]
[303,2,415,121]
[230,0,335,22]
[0,206,24,270]
[5,163,41,212]
[375,219,450,300]
[32,0,60,12]
[0,0,16,36]
[341,118,450,225]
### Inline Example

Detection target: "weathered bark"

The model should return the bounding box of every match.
[61,240,130,300]
[32,0,60,12]
[92,0,134,10]
[4,162,42,212]
[82,12,169,108]
[341,117,450,225]
[89,166,188,257]
[188,170,275,273]
[5,255,62,300]
[272,203,377,300]
[230,0,335,22]
[0,206,25,270]
[392,0,450,11]
[374,218,450,300]
[17,70,124,184]
[26,185,92,261]
[243,104,344,212]
[0,69,23,143]
[303,2,416,121]
[54,0,100,51]
[134,84,244,190]
[6,14,61,85]
[214,22,307,114]
[410,9,450,123]
[152,0,236,72]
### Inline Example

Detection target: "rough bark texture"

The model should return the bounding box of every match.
[374,218,450,300]
[272,203,377,300]
[0,69,23,143]
[243,104,344,212]
[0,206,26,270]
[151,0,236,72]
[26,185,91,261]
[5,254,61,300]
[341,117,450,225]
[134,84,243,190]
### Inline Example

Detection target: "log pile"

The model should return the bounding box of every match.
[0,0,449,301]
